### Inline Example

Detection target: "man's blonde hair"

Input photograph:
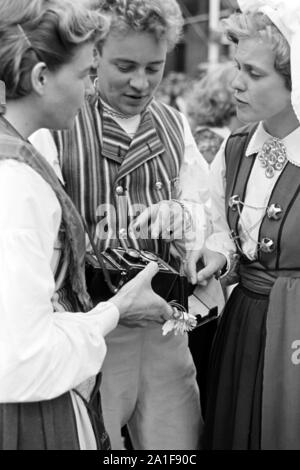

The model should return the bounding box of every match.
[95,0,183,51]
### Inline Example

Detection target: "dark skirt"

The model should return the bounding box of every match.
[0,374,110,450]
[0,392,80,450]
[203,284,269,450]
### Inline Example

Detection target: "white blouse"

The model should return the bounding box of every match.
[206,122,300,262]
[0,155,120,403]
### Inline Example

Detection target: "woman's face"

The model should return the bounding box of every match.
[42,42,94,129]
[232,37,293,135]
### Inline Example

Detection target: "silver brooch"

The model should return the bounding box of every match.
[258,137,287,178]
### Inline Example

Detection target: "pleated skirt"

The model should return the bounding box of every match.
[0,374,110,450]
[203,284,269,449]
[0,392,80,450]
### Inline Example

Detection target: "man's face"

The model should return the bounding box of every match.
[96,30,167,116]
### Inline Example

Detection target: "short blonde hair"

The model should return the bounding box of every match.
[0,0,109,99]
[223,11,291,90]
[95,0,183,51]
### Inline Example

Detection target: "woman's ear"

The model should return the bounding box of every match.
[31,62,48,96]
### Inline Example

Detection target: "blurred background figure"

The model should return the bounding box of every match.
[185,61,240,166]
[155,71,193,114]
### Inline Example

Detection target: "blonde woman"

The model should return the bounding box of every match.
[186,0,300,450]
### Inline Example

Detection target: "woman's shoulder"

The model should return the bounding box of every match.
[0,158,51,193]
[0,159,60,231]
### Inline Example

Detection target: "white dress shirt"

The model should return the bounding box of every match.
[0,150,120,403]
[206,122,300,262]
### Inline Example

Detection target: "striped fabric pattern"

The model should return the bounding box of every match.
[102,115,132,164]
[53,98,185,264]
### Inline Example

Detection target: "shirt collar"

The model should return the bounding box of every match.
[246,121,300,166]
[29,129,65,184]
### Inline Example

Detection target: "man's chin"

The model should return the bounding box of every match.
[120,98,151,116]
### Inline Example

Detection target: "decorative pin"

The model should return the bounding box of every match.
[267,203,283,221]
[119,228,127,238]
[228,194,240,211]
[116,185,124,195]
[258,138,287,178]
[259,237,275,253]
[155,181,163,191]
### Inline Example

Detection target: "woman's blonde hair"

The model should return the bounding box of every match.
[0,0,109,99]
[223,11,291,90]
[94,0,183,51]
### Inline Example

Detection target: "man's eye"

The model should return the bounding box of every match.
[117,65,133,72]
[147,68,160,74]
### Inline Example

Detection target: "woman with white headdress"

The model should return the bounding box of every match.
[185,0,300,449]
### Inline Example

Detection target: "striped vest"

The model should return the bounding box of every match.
[53,98,185,264]
[225,124,300,270]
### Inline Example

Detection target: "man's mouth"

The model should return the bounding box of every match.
[125,94,147,100]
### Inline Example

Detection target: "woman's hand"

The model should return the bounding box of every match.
[131,200,186,241]
[185,247,227,286]
[110,261,173,328]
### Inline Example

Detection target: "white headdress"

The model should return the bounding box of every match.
[237,0,300,123]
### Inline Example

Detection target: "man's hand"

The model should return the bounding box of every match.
[185,247,227,286]
[110,261,173,328]
[131,200,186,241]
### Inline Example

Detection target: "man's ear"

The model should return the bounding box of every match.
[31,62,48,96]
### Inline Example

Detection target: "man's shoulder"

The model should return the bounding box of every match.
[149,99,184,131]
[150,99,182,118]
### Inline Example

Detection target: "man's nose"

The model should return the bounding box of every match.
[129,70,149,91]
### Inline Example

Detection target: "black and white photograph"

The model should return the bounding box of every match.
[0,0,299,453]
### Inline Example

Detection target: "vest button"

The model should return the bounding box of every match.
[259,237,275,253]
[228,194,240,211]
[119,228,127,238]
[230,229,237,239]
[116,185,124,195]
[267,203,283,220]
